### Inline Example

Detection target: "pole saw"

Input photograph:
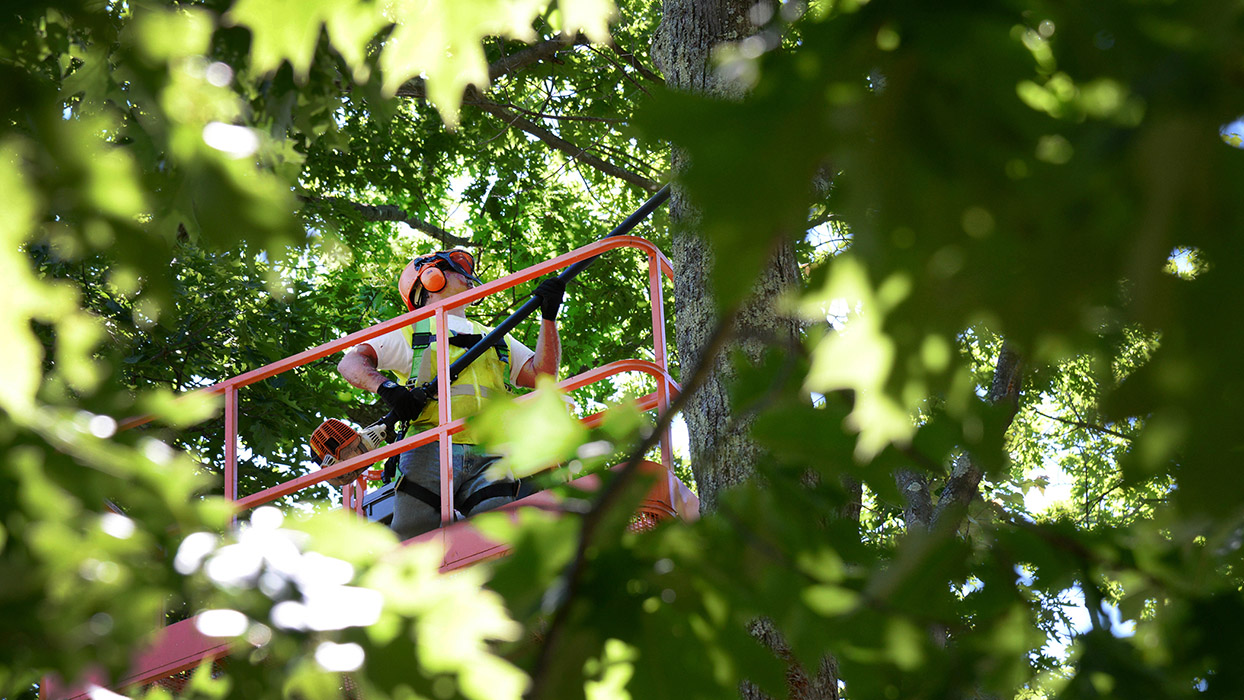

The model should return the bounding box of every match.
[310,184,670,483]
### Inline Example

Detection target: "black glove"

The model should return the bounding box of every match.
[533,277,566,321]
[377,380,430,421]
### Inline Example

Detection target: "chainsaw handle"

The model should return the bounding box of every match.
[379,380,436,440]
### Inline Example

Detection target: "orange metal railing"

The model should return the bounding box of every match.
[122,235,681,524]
[44,237,690,700]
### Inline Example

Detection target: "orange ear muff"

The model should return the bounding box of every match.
[419,265,447,293]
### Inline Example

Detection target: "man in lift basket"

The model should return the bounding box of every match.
[333,249,564,539]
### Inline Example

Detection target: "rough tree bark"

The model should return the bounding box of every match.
[652,2,829,698]
[652,0,803,513]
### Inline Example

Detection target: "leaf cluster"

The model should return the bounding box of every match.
[5,0,1244,699]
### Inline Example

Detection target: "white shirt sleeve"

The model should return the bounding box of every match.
[356,328,413,376]
[506,335,535,385]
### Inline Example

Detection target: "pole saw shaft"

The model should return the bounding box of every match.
[445,184,670,382]
[380,184,670,430]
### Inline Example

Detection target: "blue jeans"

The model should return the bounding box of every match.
[389,442,514,540]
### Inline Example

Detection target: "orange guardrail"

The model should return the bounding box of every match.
[48,237,688,700]
[123,235,682,525]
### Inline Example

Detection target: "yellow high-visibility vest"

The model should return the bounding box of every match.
[395,317,514,444]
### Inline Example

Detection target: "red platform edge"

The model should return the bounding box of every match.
[44,237,693,698]
[44,461,698,700]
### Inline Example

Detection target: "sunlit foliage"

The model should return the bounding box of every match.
[3,0,1244,698]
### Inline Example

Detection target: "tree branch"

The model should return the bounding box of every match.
[586,45,656,97]
[931,453,984,528]
[931,340,1023,528]
[591,140,663,178]
[304,196,472,247]
[488,33,589,82]
[988,341,1024,409]
[896,469,934,530]
[841,475,863,524]
[470,98,660,192]
[607,44,665,86]
[468,95,624,124]
[805,210,844,231]
[1032,408,1135,441]
[392,34,660,192]
[1085,477,1127,521]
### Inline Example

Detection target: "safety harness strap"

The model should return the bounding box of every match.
[410,321,511,387]
[459,480,522,514]
[394,474,522,515]
[394,474,441,510]
[407,318,433,387]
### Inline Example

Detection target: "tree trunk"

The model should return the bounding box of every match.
[653,3,832,698]
[652,0,802,513]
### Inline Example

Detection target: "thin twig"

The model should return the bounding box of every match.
[592,141,664,178]
[573,161,601,207]
[303,196,472,247]
[586,45,654,97]
[607,44,665,85]
[1086,477,1126,512]
[465,94,624,123]
[526,307,741,700]
[805,210,844,230]
[473,99,659,192]
[1032,408,1135,441]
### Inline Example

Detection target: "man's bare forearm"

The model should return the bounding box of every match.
[533,318,561,378]
[338,346,388,392]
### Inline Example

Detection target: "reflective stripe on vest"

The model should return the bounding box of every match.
[449,384,497,398]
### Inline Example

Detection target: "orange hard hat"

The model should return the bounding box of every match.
[398,249,479,311]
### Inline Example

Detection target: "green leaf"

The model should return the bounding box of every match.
[138,388,222,428]
[802,255,916,459]
[226,0,330,80]
[559,0,617,44]
[131,6,215,61]
[472,375,588,478]
[0,140,76,416]
[379,0,547,123]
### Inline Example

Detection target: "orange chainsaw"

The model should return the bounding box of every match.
[309,418,388,487]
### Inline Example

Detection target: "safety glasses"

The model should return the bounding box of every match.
[416,250,481,292]
[415,250,475,277]
[442,249,475,276]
